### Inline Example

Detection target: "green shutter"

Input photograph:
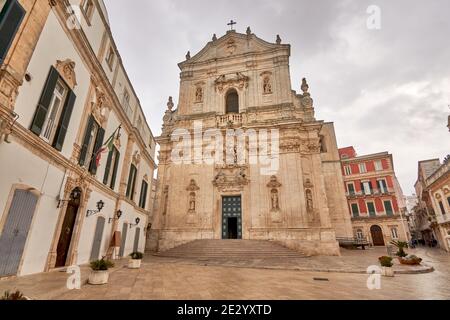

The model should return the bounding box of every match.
[103,148,114,185]
[126,164,137,199]
[30,67,59,135]
[139,180,148,209]
[79,115,94,166]
[384,201,393,216]
[0,0,25,63]
[89,127,105,175]
[53,89,76,151]
[351,204,359,217]
[110,150,120,190]
[368,202,376,217]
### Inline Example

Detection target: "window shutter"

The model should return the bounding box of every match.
[139,181,148,209]
[110,150,120,189]
[53,89,76,151]
[30,67,59,135]
[103,149,114,185]
[89,127,105,174]
[79,115,94,166]
[0,0,25,64]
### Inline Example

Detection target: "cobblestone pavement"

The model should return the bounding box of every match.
[1,247,449,300]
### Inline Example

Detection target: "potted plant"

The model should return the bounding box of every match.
[391,240,408,259]
[128,252,144,269]
[88,258,114,285]
[1,290,28,300]
[378,256,394,277]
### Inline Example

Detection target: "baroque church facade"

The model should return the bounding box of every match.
[149,29,352,256]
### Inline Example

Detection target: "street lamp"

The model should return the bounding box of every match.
[130,217,141,228]
[86,200,105,217]
[108,210,123,223]
[57,188,81,208]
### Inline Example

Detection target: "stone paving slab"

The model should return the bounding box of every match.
[0,247,447,300]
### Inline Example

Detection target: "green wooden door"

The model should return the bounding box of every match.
[222,196,242,239]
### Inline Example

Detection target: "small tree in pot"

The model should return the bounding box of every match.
[391,240,408,258]
[378,256,394,277]
[128,252,144,269]
[89,258,114,285]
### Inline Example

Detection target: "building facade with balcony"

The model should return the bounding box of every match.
[0,0,156,278]
[414,157,450,252]
[339,147,408,246]
[413,159,442,247]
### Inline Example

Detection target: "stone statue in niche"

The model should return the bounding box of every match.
[189,192,196,211]
[263,77,272,94]
[306,189,314,213]
[195,87,203,103]
[271,189,280,211]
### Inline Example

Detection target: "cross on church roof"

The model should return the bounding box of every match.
[227,20,237,30]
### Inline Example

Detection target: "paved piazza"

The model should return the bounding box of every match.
[0,247,449,300]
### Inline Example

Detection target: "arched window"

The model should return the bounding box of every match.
[225,89,239,114]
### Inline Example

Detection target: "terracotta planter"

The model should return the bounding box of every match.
[128,259,142,269]
[88,270,109,285]
[381,266,394,277]
[398,257,422,266]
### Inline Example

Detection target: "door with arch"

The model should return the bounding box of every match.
[55,188,81,267]
[370,225,385,246]
[0,189,38,277]
[90,216,106,261]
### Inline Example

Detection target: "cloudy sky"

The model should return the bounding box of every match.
[103,0,450,195]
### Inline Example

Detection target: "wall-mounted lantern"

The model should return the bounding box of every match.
[108,210,123,223]
[86,200,105,217]
[130,217,141,228]
[57,188,81,208]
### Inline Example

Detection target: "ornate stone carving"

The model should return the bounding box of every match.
[55,59,77,89]
[305,189,314,213]
[246,27,252,35]
[267,175,282,189]
[213,165,249,192]
[300,78,314,108]
[214,73,249,93]
[132,150,141,165]
[91,86,108,126]
[162,96,176,135]
[212,34,217,41]
[225,39,237,56]
[186,51,191,60]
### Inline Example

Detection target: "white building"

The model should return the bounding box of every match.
[0,0,156,277]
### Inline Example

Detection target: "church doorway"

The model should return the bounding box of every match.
[222,196,242,239]
[55,188,81,267]
[370,225,385,246]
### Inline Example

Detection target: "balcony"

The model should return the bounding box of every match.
[346,188,394,198]
[216,113,243,127]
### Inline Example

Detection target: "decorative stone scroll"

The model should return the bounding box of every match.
[91,86,109,126]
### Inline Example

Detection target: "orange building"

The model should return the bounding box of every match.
[339,147,409,246]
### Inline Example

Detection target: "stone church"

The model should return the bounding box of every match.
[148,28,352,256]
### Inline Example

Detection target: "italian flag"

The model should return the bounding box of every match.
[95,126,121,168]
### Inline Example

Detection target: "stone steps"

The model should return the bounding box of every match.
[153,240,306,260]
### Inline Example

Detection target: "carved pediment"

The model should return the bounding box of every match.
[178,31,289,68]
